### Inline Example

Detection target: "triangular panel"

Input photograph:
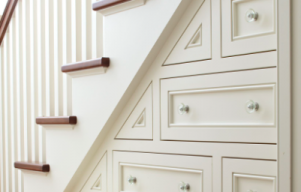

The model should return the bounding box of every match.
[91,176,102,190]
[116,83,152,140]
[133,109,146,128]
[81,153,107,192]
[186,24,202,49]
[164,0,211,65]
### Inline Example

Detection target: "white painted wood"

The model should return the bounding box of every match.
[164,0,211,65]
[94,0,145,16]
[0,0,104,190]
[292,0,300,191]
[81,152,107,192]
[65,67,108,78]
[113,151,212,192]
[223,158,277,192]
[222,0,277,57]
[161,68,277,143]
[115,83,153,140]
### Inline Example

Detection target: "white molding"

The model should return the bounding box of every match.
[40,124,75,130]
[277,0,291,190]
[233,173,276,192]
[66,67,108,78]
[95,0,146,16]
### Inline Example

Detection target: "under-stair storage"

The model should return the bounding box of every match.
[161,68,277,143]
[223,158,277,192]
[113,151,212,192]
[221,0,277,57]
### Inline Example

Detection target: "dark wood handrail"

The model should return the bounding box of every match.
[0,0,18,46]
[15,162,50,172]
[61,57,110,73]
[93,0,131,11]
[36,116,77,125]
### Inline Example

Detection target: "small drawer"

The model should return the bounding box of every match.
[113,152,212,192]
[161,68,277,143]
[222,0,276,57]
[223,158,277,192]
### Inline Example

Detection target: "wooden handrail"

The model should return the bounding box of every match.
[15,162,50,172]
[36,116,77,125]
[61,57,110,73]
[93,0,131,11]
[0,0,18,46]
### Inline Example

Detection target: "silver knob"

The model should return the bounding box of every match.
[179,103,189,115]
[128,175,136,185]
[245,9,258,22]
[246,100,259,113]
[179,182,190,192]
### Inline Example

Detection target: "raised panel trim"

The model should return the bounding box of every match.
[233,173,276,192]
[231,0,276,40]
[168,84,276,127]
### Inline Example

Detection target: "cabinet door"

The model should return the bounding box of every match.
[161,68,277,143]
[113,152,212,192]
[223,158,277,192]
[222,0,276,57]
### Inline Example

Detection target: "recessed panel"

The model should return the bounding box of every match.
[234,174,275,192]
[169,85,275,127]
[223,158,277,192]
[222,0,277,56]
[161,68,277,143]
[113,152,212,192]
[232,0,275,39]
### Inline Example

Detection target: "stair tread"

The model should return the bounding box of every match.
[61,57,110,73]
[36,116,77,125]
[14,162,50,172]
[92,0,131,11]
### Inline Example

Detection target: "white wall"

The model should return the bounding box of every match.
[0,0,6,15]
[292,0,301,191]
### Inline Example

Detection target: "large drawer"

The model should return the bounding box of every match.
[113,152,212,192]
[222,0,277,57]
[223,158,277,192]
[161,68,277,143]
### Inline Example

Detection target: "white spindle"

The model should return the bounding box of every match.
[0,0,103,190]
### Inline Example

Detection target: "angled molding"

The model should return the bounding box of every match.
[62,57,110,78]
[93,0,146,16]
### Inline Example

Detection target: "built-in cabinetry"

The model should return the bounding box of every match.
[78,0,278,191]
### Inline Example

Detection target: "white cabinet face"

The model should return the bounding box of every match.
[223,158,277,192]
[113,152,212,192]
[222,0,276,57]
[161,68,277,143]
[81,153,107,192]
[163,0,211,65]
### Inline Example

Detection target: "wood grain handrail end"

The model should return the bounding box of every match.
[62,57,110,73]
[36,116,77,125]
[92,0,132,11]
[15,162,50,172]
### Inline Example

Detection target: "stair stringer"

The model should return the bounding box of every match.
[21,1,189,192]
[66,0,212,191]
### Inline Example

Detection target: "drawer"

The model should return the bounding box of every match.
[222,0,276,57]
[223,158,277,192]
[161,68,277,143]
[113,152,212,192]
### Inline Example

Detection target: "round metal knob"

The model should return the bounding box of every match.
[246,100,259,113]
[128,175,136,185]
[179,103,189,115]
[179,182,190,192]
[245,9,258,22]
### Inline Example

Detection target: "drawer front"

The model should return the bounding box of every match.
[222,0,276,57]
[161,68,277,143]
[223,158,277,192]
[113,152,212,192]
